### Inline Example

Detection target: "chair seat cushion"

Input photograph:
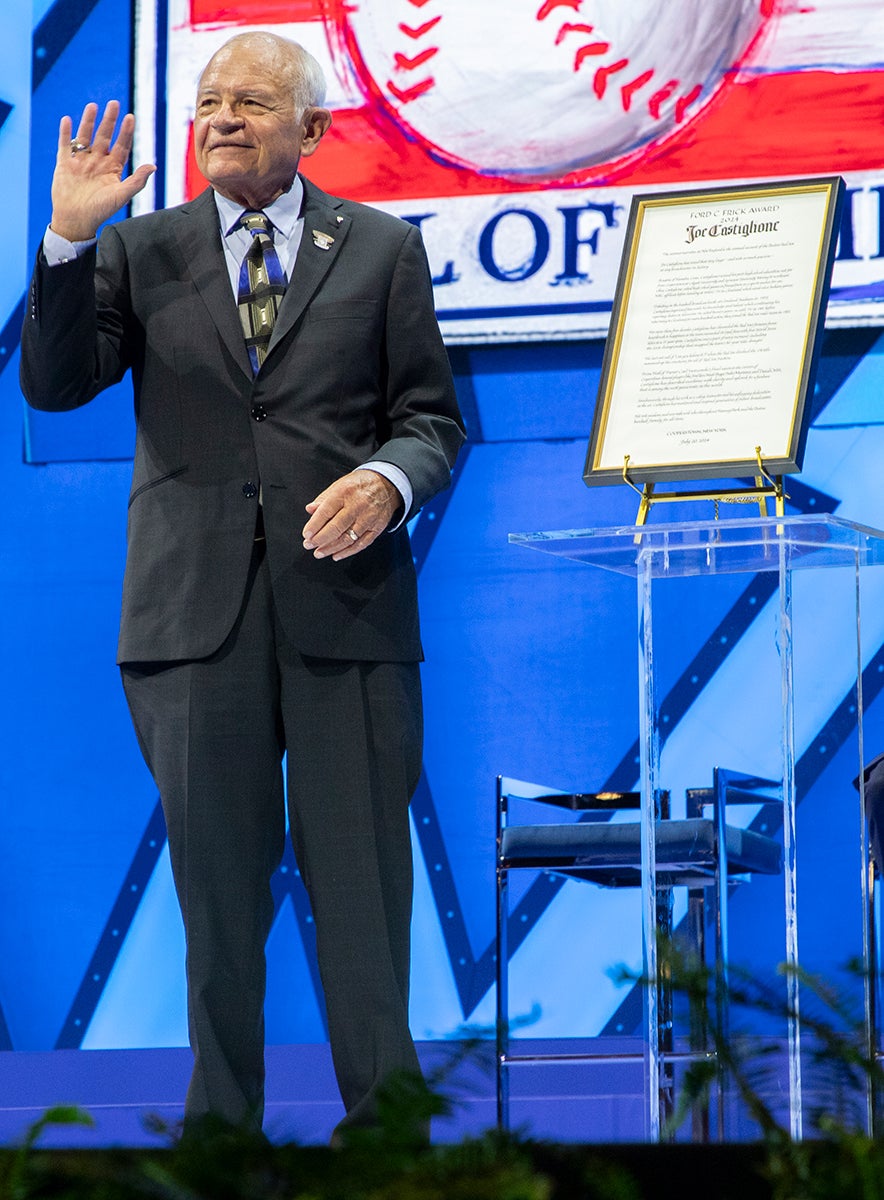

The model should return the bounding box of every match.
[500,817,781,887]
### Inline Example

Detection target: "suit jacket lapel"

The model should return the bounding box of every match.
[169,181,350,377]
[172,190,253,381]
[268,177,351,353]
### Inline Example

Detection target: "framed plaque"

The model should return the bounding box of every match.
[584,177,844,488]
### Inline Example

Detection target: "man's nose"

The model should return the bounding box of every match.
[211,102,241,128]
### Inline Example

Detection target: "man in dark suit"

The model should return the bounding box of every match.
[20,31,464,1138]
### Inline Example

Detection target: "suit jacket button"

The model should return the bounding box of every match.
[251,404,267,422]
[242,482,258,499]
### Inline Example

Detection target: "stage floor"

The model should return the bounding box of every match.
[0,1037,819,1148]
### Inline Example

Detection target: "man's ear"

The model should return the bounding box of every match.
[301,108,332,157]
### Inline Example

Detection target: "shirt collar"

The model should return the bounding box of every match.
[215,175,305,243]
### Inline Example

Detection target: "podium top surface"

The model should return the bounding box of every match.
[509,514,884,579]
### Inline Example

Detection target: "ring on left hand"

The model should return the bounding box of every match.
[346,528,359,542]
[70,140,91,155]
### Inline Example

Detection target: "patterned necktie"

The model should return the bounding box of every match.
[237,211,286,374]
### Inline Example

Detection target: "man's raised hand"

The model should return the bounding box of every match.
[50,101,156,243]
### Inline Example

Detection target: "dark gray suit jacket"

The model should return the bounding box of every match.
[21,177,464,665]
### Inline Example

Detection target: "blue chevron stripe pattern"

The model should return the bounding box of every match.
[33,0,103,90]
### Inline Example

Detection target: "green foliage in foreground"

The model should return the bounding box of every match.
[0,1073,644,1200]
[617,942,884,1200]
[0,1109,649,1200]
[6,949,884,1199]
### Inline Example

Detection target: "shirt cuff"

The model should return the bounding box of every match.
[354,463,413,531]
[43,225,97,265]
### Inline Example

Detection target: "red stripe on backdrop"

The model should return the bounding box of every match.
[189,0,334,24]
[183,112,536,202]
[184,69,884,203]
[612,69,884,187]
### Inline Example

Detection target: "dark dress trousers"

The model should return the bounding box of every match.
[20,177,465,1131]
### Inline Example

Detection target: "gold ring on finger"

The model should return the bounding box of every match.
[70,140,91,155]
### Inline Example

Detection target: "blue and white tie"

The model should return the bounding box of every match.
[237,211,286,374]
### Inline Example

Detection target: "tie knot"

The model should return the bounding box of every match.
[240,211,272,237]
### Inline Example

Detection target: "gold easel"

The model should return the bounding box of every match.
[624,447,787,527]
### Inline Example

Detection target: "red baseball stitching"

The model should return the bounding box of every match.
[555,23,598,45]
[394,47,438,70]
[537,0,582,17]
[539,1,708,125]
[382,0,721,124]
[397,15,441,39]
[388,77,436,103]
[389,4,441,102]
[573,41,611,68]
[674,84,703,123]
[648,79,679,119]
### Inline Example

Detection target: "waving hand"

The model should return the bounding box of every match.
[50,101,156,243]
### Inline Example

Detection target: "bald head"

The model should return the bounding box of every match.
[199,33,328,112]
[193,32,332,209]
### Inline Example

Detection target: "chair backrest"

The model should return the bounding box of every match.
[497,771,782,888]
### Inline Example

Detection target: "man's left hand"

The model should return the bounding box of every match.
[302,470,402,561]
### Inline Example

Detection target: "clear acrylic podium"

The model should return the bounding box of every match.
[510,514,884,1141]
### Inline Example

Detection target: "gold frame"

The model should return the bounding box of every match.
[583,177,844,501]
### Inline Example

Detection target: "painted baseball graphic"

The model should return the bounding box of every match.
[328,0,770,180]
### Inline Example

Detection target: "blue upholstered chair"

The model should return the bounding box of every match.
[495,768,783,1139]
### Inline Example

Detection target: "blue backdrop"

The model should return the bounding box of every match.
[3,0,884,1066]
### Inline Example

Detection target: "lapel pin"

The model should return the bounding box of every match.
[336,215,344,224]
[312,229,335,251]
